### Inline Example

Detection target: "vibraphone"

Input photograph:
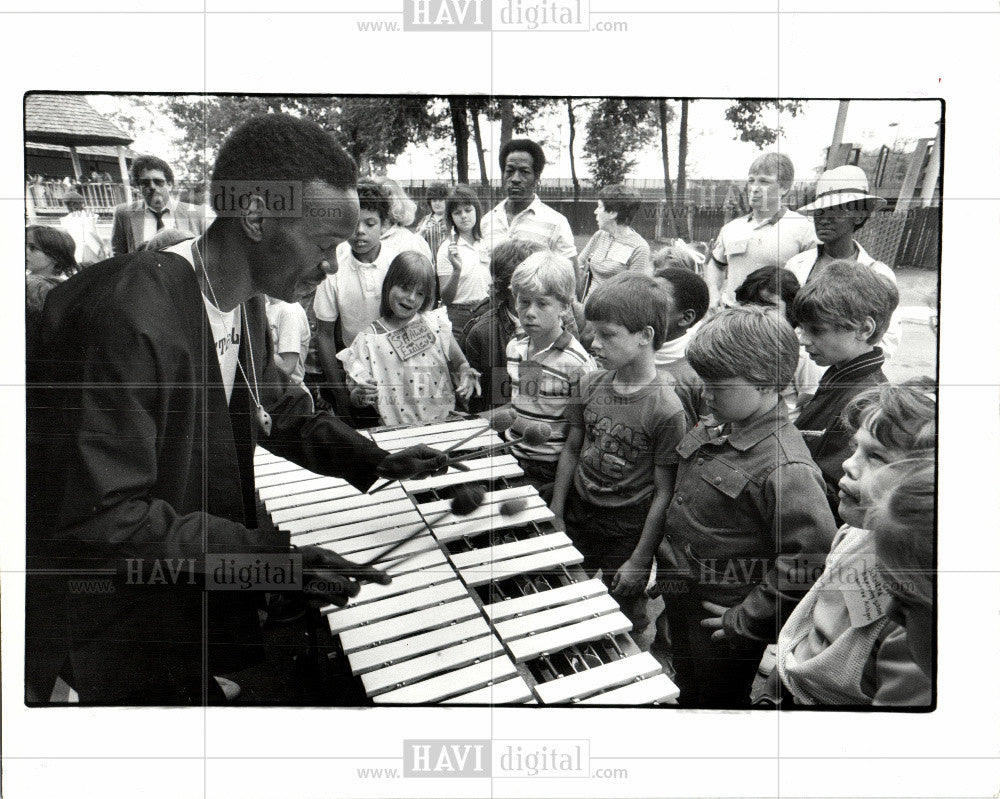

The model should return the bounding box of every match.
[254,417,678,706]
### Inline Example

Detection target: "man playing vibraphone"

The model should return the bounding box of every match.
[25,114,446,705]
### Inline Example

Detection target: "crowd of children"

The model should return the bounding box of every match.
[25,153,936,709]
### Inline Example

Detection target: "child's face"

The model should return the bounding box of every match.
[514,289,566,342]
[660,281,690,341]
[387,282,426,322]
[430,199,447,216]
[747,169,787,214]
[838,424,905,528]
[451,203,478,235]
[25,233,56,274]
[798,321,872,367]
[701,376,772,425]
[350,209,384,257]
[589,321,651,372]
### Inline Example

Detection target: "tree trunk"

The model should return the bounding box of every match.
[499,99,514,149]
[471,106,489,188]
[657,99,676,239]
[566,98,580,204]
[449,97,470,184]
[678,99,690,238]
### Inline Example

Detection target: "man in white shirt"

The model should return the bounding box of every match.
[110,154,206,254]
[479,138,577,269]
[705,152,818,308]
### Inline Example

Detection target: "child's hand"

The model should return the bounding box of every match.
[610,558,651,597]
[447,242,462,271]
[350,382,378,407]
[454,366,481,401]
[699,600,729,642]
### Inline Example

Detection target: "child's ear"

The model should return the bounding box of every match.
[857,316,877,342]
[678,309,698,329]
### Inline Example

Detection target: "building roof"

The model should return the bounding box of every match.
[25,93,133,147]
[25,142,137,159]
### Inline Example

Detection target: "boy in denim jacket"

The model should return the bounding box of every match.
[661,306,836,708]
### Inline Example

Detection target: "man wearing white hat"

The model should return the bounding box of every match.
[786,165,901,359]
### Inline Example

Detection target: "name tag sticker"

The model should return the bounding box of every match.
[843,564,893,627]
[606,242,635,264]
[385,319,436,361]
[727,238,749,256]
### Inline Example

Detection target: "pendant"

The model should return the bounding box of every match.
[256,406,272,436]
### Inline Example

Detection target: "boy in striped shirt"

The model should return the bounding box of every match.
[504,251,596,500]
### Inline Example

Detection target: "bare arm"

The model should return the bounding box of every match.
[612,465,676,596]
[316,320,352,418]
[274,351,299,380]
[549,424,584,520]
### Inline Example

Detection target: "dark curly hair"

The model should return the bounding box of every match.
[130,154,174,185]
[499,138,545,176]
[211,114,357,199]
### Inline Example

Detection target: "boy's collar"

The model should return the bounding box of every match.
[679,402,790,456]
[822,347,885,384]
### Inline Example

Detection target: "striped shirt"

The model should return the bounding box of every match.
[505,330,596,462]
[480,196,578,261]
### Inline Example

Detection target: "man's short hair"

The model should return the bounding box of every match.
[748,151,795,190]
[597,184,642,226]
[356,178,391,223]
[735,266,801,326]
[499,138,546,176]
[585,272,670,350]
[656,267,710,324]
[211,114,357,201]
[491,238,544,292]
[510,251,576,308]
[131,154,174,185]
[793,260,899,345]
[687,305,800,390]
[844,377,937,452]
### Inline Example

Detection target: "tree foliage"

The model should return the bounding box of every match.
[723,100,803,148]
[582,98,658,189]
[160,95,441,179]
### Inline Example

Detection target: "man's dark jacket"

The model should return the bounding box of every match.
[26,251,386,703]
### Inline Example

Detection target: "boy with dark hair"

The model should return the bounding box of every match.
[793,260,900,517]
[550,273,687,632]
[662,306,836,708]
[462,238,545,412]
[735,265,823,421]
[313,178,395,417]
[652,266,711,428]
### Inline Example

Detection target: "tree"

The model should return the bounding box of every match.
[566,98,581,203]
[656,99,674,203]
[448,96,470,184]
[677,99,690,204]
[582,98,657,189]
[724,99,803,148]
[335,96,439,173]
[468,97,490,187]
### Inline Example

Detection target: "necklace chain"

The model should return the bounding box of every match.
[192,240,264,413]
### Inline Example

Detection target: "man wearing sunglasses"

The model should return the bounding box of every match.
[110,154,206,254]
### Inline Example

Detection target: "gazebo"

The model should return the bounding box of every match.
[25,93,134,220]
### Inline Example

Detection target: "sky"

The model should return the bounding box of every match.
[88,95,942,184]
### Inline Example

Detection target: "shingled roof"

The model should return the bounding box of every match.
[25,93,133,147]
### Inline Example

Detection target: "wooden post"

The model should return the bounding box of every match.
[68,146,83,181]
[895,138,931,214]
[117,145,131,204]
[919,125,941,208]
[827,101,850,168]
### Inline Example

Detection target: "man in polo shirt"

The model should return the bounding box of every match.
[110,154,206,254]
[705,152,817,308]
[479,138,578,268]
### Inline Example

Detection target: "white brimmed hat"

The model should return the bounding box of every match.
[798,165,888,214]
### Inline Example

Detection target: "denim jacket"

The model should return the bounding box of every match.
[664,403,838,644]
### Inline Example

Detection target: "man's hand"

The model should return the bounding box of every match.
[295,544,391,609]
[377,444,448,481]
[611,557,651,597]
